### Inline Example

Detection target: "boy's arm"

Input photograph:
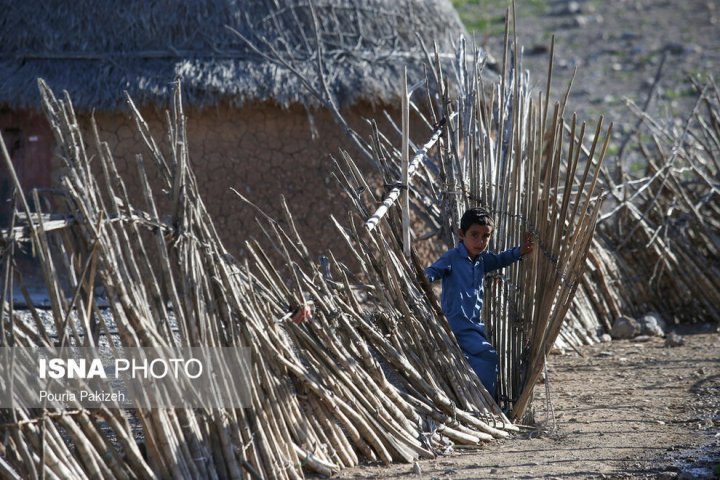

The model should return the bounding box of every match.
[484,232,535,272]
[424,252,452,283]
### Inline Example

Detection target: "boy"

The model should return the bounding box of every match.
[425,207,534,398]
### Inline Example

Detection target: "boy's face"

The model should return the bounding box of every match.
[460,224,493,258]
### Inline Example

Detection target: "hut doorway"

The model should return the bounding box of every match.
[0,110,54,226]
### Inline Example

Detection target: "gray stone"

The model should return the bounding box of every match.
[600,333,613,343]
[610,316,641,339]
[639,313,666,337]
[573,15,589,27]
[665,332,684,347]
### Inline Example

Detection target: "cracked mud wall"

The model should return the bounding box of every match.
[5,101,438,267]
[86,101,413,265]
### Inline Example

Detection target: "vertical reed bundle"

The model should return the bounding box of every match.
[340,27,611,418]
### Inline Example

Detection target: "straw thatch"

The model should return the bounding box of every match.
[0,0,466,111]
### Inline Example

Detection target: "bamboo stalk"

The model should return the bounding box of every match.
[402,66,411,258]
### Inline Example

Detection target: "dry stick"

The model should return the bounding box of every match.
[253,348,304,479]
[53,214,103,349]
[13,270,52,346]
[6,367,40,479]
[236,274,360,472]
[546,202,605,354]
[151,411,191,479]
[335,289,422,428]
[33,412,87,480]
[244,370,291,480]
[600,86,707,223]
[67,116,162,348]
[295,320,429,461]
[300,400,341,471]
[219,286,269,478]
[55,414,114,480]
[291,443,337,477]
[402,66,411,258]
[350,300,511,438]
[0,206,17,348]
[67,89,195,476]
[513,198,606,419]
[124,138,185,347]
[96,407,156,480]
[365,116,451,232]
[338,161,512,428]
[0,457,22,480]
[211,410,244,480]
[308,394,356,468]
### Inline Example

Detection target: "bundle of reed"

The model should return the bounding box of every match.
[337,26,612,418]
[595,77,720,322]
[557,236,624,347]
[0,76,520,479]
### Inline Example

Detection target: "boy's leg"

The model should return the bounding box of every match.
[456,330,499,398]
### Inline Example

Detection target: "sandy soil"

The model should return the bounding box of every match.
[336,324,720,479]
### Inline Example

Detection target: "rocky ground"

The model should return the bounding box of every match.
[336,1,720,478]
[483,0,719,143]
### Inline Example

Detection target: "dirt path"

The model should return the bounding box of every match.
[336,324,720,479]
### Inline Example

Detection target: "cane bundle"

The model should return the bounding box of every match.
[595,78,720,321]
[0,76,521,479]
[342,28,611,418]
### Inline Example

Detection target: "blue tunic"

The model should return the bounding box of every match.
[425,242,520,397]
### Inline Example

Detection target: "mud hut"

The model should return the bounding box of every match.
[0,0,467,257]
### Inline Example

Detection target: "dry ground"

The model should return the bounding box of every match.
[336,324,720,479]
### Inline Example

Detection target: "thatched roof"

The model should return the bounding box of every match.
[0,0,468,111]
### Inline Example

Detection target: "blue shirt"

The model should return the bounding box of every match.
[425,242,521,336]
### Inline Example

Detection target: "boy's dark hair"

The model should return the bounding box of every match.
[460,207,495,232]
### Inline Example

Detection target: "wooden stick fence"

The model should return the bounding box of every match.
[0,78,520,479]
[549,76,720,338]
[593,77,720,322]
[345,28,611,419]
[222,0,717,422]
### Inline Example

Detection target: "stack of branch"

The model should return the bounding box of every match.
[335,29,610,418]
[543,80,720,341]
[0,78,520,479]
[594,78,720,322]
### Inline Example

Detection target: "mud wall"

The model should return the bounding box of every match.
[86,101,423,264]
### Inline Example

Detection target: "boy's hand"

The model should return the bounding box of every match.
[520,231,535,256]
[291,303,313,324]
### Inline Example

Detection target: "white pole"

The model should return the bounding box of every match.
[402,67,411,258]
